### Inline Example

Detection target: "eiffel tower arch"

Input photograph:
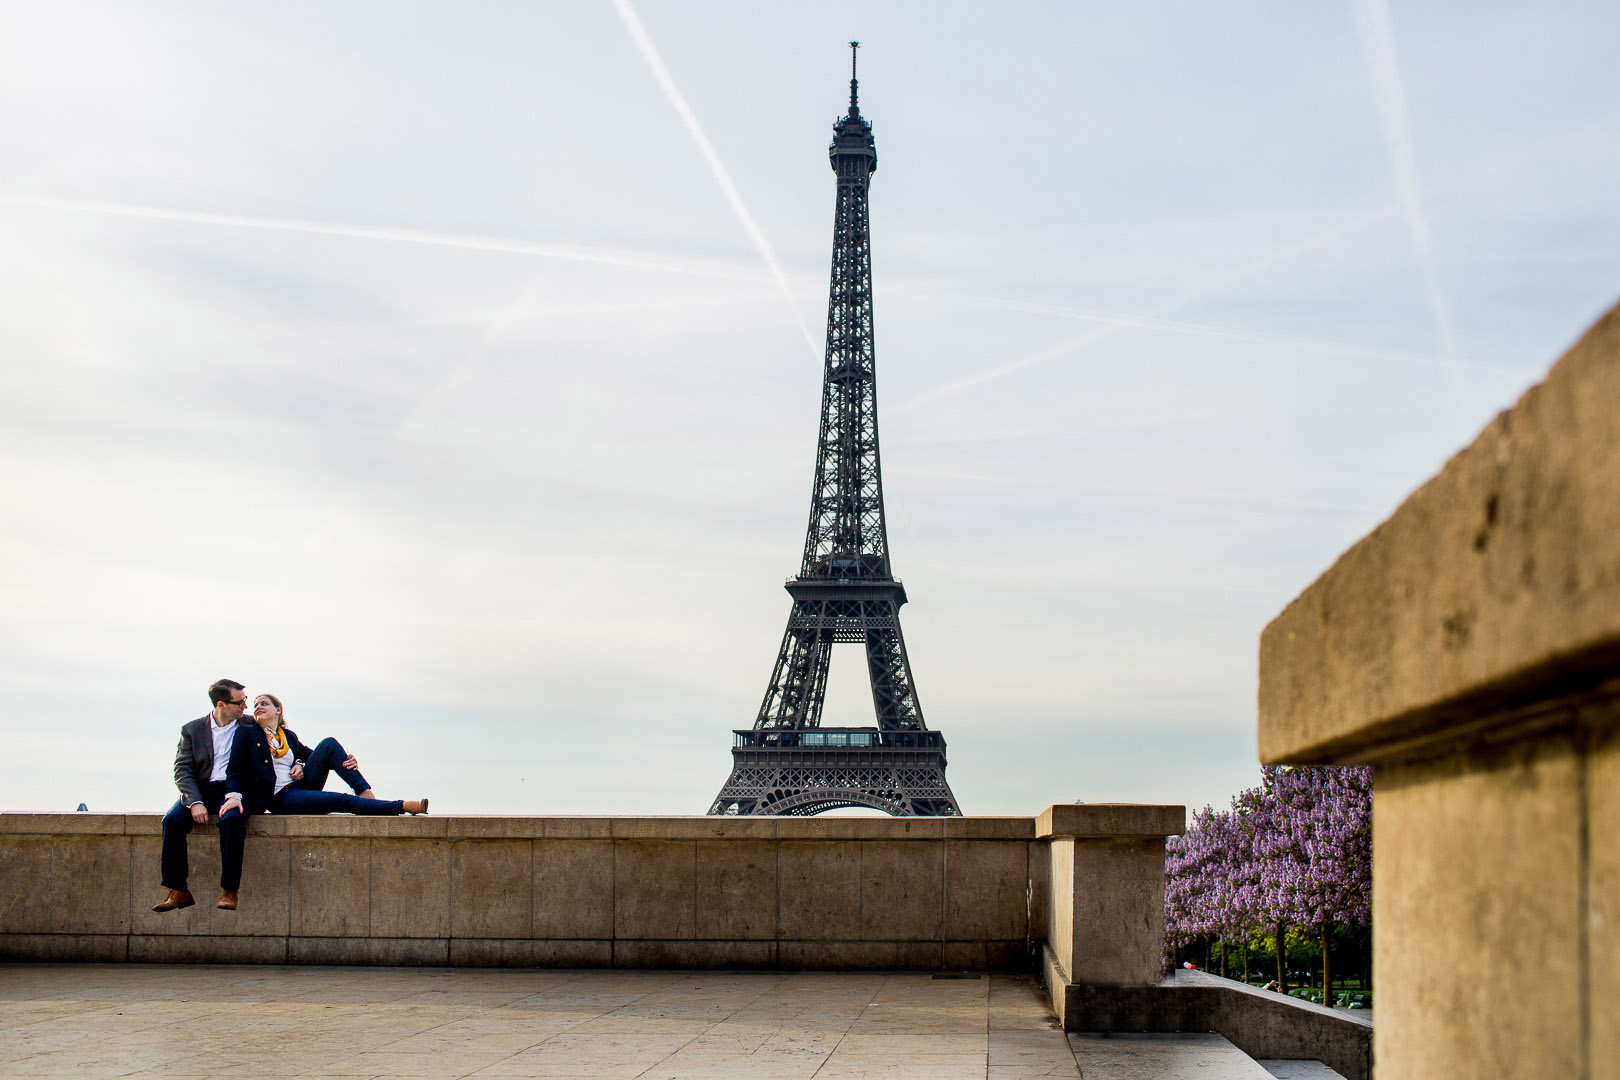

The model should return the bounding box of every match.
[709,44,960,818]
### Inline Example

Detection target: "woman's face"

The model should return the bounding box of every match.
[252,696,280,727]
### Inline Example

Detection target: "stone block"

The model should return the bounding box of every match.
[48,835,131,934]
[778,940,944,969]
[1590,709,1620,1074]
[944,817,1036,839]
[859,841,942,940]
[0,933,127,962]
[1047,839,1075,982]
[694,840,775,940]
[612,940,775,969]
[126,833,290,937]
[777,841,860,941]
[613,840,696,940]
[371,838,451,938]
[0,812,123,835]
[533,838,613,939]
[289,838,371,937]
[0,836,53,933]
[450,839,532,938]
[451,938,610,967]
[541,816,614,838]
[1036,804,1184,839]
[612,817,776,840]
[447,817,547,838]
[288,936,448,966]
[984,940,1034,971]
[128,934,289,963]
[1066,838,1165,986]
[776,817,945,840]
[941,941,988,970]
[1028,840,1050,948]
[944,841,1028,941]
[274,815,445,838]
[1258,304,1620,765]
[121,813,163,835]
[1374,740,1583,1080]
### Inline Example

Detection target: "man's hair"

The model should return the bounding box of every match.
[207,679,245,706]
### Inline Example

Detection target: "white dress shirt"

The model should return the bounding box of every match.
[208,718,237,783]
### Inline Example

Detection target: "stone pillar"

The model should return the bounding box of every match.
[1258,303,1620,1079]
[1037,803,1185,1026]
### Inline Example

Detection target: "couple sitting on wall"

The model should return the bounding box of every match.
[152,678,429,913]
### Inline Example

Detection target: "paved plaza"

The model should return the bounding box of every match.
[0,964,1084,1079]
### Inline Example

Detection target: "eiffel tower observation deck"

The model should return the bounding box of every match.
[709,45,960,817]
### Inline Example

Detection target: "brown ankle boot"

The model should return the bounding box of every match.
[403,798,429,815]
[216,889,238,910]
[152,889,194,913]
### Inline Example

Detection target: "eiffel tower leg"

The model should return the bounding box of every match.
[758,601,832,729]
[864,601,923,731]
[710,602,833,815]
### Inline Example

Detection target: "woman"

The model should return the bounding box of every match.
[225,693,428,818]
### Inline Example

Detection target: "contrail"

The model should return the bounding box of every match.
[891,204,1399,414]
[394,274,556,443]
[610,0,820,359]
[964,295,1460,370]
[1350,0,1465,415]
[0,193,765,282]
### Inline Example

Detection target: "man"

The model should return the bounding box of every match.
[152,678,252,912]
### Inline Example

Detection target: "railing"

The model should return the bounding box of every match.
[732,728,943,750]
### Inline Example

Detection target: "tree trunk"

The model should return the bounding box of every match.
[1242,938,1249,984]
[1276,922,1288,996]
[1220,938,1227,978]
[1322,926,1332,1006]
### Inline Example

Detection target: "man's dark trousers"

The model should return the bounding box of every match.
[159,781,247,892]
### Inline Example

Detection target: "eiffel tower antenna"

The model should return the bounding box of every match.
[849,40,860,114]
[709,46,961,817]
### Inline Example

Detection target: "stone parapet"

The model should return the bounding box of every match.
[1258,300,1620,1079]
[1038,803,1184,992]
[0,809,1175,986]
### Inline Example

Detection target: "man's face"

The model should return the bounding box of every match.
[218,690,248,722]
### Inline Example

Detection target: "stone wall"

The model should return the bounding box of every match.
[1259,300,1620,1079]
[0,808,1175,978]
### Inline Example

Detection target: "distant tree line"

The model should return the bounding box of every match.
[1165,765,1372,1004]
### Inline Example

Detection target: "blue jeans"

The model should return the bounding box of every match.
[271,788,403,815]
[160,782,248,892]
[292,737,371,795]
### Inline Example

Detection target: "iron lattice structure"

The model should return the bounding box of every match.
[709,45,960,817]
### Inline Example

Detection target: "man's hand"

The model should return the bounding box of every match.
[289,763,304,781]
[342,755,358,771]
[220,797,242,816]
[189,803,209,824]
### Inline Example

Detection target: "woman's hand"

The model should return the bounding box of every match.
[342,755,358,770]
[289,763,305,781]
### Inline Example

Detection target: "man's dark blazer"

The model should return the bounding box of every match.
[225,724,314,813]
[172,715,250,807]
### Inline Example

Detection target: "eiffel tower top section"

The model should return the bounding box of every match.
[801,40,893,586]
[830,41,876,181]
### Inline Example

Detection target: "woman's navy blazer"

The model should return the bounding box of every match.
[225,724,314,812]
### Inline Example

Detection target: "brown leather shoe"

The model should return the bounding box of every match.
[152,889,194,913]
[216,890,238,911]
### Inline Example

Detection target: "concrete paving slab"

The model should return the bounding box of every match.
[0,965,1075,1080]
[1255,1061,1349,1079]
[1069,1032,1273,1078]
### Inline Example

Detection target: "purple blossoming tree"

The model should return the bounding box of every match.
[1165,765,1372,1002]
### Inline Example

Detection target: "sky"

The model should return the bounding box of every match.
[2,2,1617,818]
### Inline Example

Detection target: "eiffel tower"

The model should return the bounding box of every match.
[708,44,960,817]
